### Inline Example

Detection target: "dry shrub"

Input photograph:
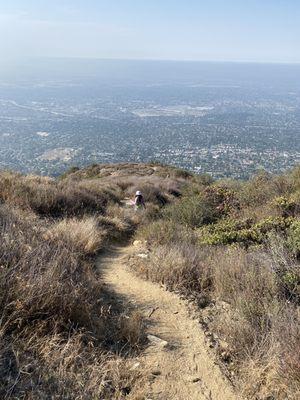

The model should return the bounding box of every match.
[0,205,48,283]
[238,307,300,400]
[137,219,197,247]
[209,246,300,399]
[0,172,121,217]
[114,177,135,192]
[1,239,103,337]
[142,203,161,221]
[213,248,277,306]
[0,330,145,399]
[239,170,281,208]
[135,243,212,296]
[276,308,300,397]
[0,205,142,341]
[162,194,219,227]
[238,341,284,400]
[0,204,145,399]
[118,311,145,350]
[46,216,105,255]
[238,201,280,222]
[105,205,137,238]
[211,248,278,349]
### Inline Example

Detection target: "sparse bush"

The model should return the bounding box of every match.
[137,219,197,247]
[136,243,212,296]
[238,170,278,207]
[0,172,121,217]
[46,216,105,255]
[287,220,300,257]
[274,195,297,217]
[162,194,218,227]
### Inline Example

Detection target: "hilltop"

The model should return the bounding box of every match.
[0,163,300,399]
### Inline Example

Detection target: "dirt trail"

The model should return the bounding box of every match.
[98,245,239,400]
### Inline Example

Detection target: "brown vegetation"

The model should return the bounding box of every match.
[0,203,145,399]
[134,166,300,399]
[0,163,187,399]
[2,162,300,399]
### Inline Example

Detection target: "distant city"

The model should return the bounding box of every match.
[0,59,299,179]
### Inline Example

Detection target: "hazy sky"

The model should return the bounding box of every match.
[0,0,299,63]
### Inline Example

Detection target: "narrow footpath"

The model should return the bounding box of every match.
[98,245,239,400]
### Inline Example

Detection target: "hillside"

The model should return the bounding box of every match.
[0,163,300,399]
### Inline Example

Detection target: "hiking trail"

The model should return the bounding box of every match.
[97,245,238,400]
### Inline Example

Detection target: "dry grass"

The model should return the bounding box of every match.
[194,246,300,399]
[0,163,193,399]
[134,166,300,399]
[237,306,300,400]
[0,171,121,217]
[137,219,197,247]
[2,162,300,399]
[0,330,145,399]
[136,243,212,297]
[45,216,105,255]
[0,183,144,399]
[210,248,279,352]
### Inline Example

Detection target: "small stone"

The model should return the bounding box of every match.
[147,334,168,348]
[137,253,149,259]
[133,240,142,246]
[151,370,161,376]
[186,376,202,383]
[130,362,141,370]
[220,351,231,363]
[192,377,202,383]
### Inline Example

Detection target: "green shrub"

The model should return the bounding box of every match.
[162,194,218,228]
[239,170,279,207]
[287,220,300,257]
[200,216,293,246]
[273,196,297,217]
[281,271,300,300]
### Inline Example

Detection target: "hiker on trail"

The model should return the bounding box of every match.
[134,190,146,211]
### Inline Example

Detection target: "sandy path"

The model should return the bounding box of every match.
[98,245,239,400]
